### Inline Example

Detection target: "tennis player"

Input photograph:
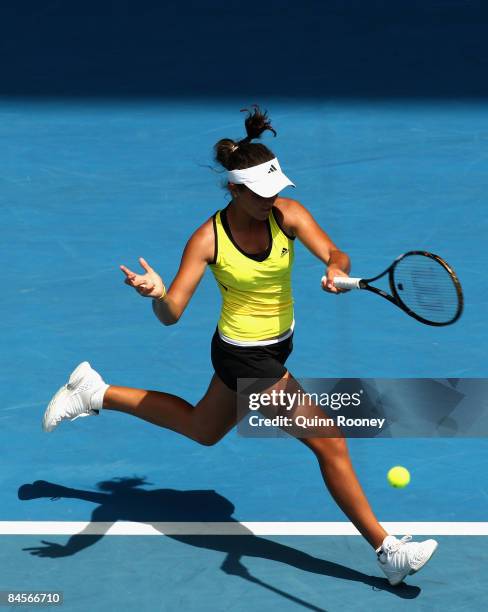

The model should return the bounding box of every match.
[43,107,437,586]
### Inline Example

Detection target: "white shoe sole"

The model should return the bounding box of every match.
[43,384,69,432]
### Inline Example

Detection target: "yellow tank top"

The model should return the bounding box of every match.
[209,206,295,342]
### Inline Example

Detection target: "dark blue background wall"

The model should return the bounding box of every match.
[1,0,487,98]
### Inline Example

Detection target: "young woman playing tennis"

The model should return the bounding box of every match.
[43,107,437,585]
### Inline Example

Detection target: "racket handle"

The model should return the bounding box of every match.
[332,276,362,290]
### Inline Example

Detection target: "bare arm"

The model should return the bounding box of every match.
[153,221,214,324]
[276,199,351,293]
[120,218,214,325]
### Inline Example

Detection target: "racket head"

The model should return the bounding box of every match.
[388,251,463,326]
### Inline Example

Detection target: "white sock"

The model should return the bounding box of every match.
[90,383,109,412]
[376,535,396,554]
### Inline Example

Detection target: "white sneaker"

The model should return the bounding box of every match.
[42,362,109,432]
[377,535,438,585]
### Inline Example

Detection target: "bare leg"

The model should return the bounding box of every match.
[302,435,387,549]
[103,374,237,446]
[264,372,387,550]
[104,371,386,548]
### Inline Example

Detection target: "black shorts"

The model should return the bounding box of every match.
[211,329,294,392]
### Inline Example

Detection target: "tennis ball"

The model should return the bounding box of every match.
[387,466,410,488]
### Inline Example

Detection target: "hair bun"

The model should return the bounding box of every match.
[214,139,239,169]
[213,105,277,171]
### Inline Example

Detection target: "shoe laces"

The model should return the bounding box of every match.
[68,374,99,394]
[384,535,412,555]
[72,382,92,393]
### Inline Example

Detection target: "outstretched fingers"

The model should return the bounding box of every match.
[120,265,144,290]
[139,257,153,273]
[120,264,136,280]
[120,257,164,299]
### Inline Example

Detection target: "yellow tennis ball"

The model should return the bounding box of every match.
[387,466,410,488]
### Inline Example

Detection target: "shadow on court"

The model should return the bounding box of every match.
[18,478,420,606]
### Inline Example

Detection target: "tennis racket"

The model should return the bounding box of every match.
[328,251,464,326]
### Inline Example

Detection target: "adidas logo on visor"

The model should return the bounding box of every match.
[268,164,278,174]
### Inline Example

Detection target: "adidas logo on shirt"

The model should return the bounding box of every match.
[268,164,278,174]
[281,247,289,257]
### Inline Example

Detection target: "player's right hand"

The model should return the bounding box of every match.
[120,257,166,299]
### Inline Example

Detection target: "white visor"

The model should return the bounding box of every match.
[227,158,295,198]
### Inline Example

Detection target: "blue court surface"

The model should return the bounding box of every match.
[1,2,488,611]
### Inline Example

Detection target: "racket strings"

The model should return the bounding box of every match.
[392,256,462,324]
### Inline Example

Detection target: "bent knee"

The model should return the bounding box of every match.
[193,429,225,447]
[304,435,349,458]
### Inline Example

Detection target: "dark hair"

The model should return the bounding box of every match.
[214,105,277,172]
